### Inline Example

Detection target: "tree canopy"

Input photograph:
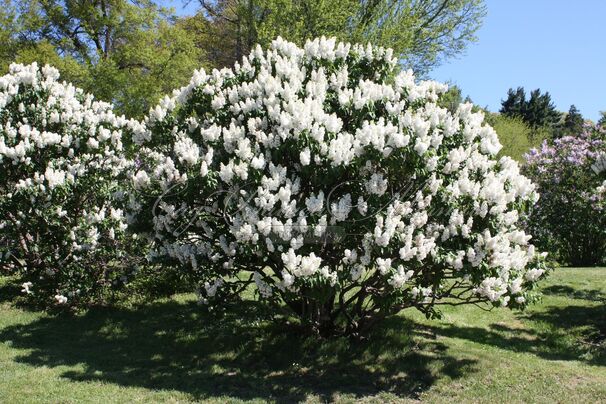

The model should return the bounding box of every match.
[500,86,562,133]
[192,0,486,74]
[558,104,584,137]
[0,0,201,117]
[0,0,486,117]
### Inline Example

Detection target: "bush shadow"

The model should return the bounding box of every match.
[426,303,606,367]
[541,285,606,303]
[0,299,477,402]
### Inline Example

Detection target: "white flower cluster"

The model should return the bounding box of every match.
[0,63,137,307]
[128,37,547,314]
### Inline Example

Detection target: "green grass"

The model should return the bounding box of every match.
[0,268,605,403]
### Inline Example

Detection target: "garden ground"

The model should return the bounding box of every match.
[0,267,605,403]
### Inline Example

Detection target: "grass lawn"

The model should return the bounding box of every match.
[0,267,605,403]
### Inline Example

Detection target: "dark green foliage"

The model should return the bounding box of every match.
[500,86,562,133]
[525,89,561,129]
[557,104,584,138]
[500,87,526,118]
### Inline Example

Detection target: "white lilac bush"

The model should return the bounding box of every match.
[0,63,141,308]
[130,37,549,336]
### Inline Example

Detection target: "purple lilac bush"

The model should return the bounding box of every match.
[524,125,606,266]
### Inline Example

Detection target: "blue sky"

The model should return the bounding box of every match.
[164,0,604,121]
[431,0,605,121]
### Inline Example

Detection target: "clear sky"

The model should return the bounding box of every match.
[431,0,605,121]
[165,0,604,121]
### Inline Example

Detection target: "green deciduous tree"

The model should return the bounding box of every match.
[353,0,486,74]
[1,0,201,117]
[1,0,486,117]
[485,113,548,163]
[192,0,486,74]
[0,1,19,70]
[438,83,463,113]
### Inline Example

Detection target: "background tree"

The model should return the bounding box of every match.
[524,89,561,130]
[0,1,20,69]
[1,0,486,116]
[500,87,562,136]
[0,0,201,117]
[499,87,526,118]
[351,0,487,74]
[485,113,548,163]
[440,83,519,156]
[438,83,463,113]
[597,111,606,127]
[177,7,234,69]
[192,0,486,74]
[557,104,584,138]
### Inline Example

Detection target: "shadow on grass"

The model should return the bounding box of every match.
[0,299,477,402]
[541,285,606,303]
[426,303,606,367]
